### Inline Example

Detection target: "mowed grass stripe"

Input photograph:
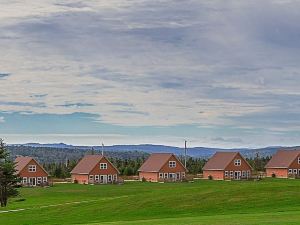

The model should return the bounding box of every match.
[0,179,300,224]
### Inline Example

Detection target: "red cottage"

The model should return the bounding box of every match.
[265,149,300,178]
[138,153,187,182]
[15,156,49,186]
[203,152,252,180]
[71,155,119,184]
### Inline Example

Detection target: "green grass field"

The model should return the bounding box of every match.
[1,179,300,225]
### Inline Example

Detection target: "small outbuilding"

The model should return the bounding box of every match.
[71,155,119,184]
[15,156,49,186]
[265,149,300,178]
[138,153,187,182]
[203,152,252,180]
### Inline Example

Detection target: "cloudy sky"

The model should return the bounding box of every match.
[0,0,299,147]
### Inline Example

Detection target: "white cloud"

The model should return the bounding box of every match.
[0,0,300,133]
[0,117,5,123]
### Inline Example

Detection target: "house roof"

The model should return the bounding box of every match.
[203,152,249,170]
[265,149,300,168]
[14,156,49,175]
[71,155,119,174]
[138,153,186,172]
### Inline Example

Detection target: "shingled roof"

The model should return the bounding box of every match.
[265,149,300,168]
[138,153,186,172]
[203,152,249,170]
[14,156,48,175]
[71,155,119,174]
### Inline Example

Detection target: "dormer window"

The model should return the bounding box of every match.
[100,163,107,169]
[28,165,36,172]
[234,159,241,166]
[169,161,176,168]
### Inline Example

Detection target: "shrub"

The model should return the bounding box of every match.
[208,175,213,180]
[141,177,146,182]
[271,173,276,178]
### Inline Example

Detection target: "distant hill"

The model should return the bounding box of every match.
[9,143,300,162]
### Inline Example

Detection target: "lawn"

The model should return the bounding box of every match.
[1,179,300,225]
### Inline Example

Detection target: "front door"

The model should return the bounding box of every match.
[100,175,107,184]
[234,171,241,180]
[29,177,36,186]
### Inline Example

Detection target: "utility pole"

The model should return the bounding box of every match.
[184,140,187,168]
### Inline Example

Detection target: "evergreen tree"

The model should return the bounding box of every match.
[0,139,20,207]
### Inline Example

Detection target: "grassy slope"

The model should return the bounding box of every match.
[1,179,300,225]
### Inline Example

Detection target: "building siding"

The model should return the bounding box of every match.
[139,172,158,182]
[266,168,288,178]
[203,170,224,180]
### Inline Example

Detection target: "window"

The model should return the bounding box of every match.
[169,161,176,168]
[28,165,36,172]
[225,171,228,177]
[89,175,94,181]
[298,157,300,164]
[289,169,293,174]
[113,174,117,181]
[181,172,185,178]
[230,171,233,177]
[164,173,168,179]
[23,177,27,184]
[95,175,99,181]
[234,159,241,166]
[159,173,163,179]
[108,175,112,182]
[242,171,246,178]
[294,169,298,174]
[37,177,42,184]
[100,163,107,169]
[43,177,47,183]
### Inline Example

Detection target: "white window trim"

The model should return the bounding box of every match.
[159,173,163,178]
[298,157,300,164]
[164,173,168,178]
[28,165,37,172]
[95,175,99,181]
[225,171,229,177]
[181,172,185,178]
[288,169,293,174]
[234,159,241,166]
[89,175,94,180]
[43,177,47,182]
[293,169,298,174]
[23,177,27,184]
[100,163,108,170]
[169,161,176,168]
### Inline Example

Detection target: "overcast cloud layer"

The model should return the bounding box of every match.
[0,0,300,147]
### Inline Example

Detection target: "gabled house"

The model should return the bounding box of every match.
[15,156,49,186]
[265,149,300,178]
[138,153,187,182]
[203,152,252,180]
[71,155,119,184]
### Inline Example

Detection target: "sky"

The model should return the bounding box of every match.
[0,0,300,148]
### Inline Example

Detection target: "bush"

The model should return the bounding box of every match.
[271,173,276,178]
[74,179,78,184]
[141,177,146,182]
[208,175,213,180]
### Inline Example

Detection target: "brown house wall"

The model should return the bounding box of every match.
[225,154,252,172]
[18,159,48,178]
[159,155,186,173]
[139,172,158,182]
[266,168,288,178]
[289,154,300,169]
[203,170,224,180]
[89,158,119,175]
[71,174,89,184]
